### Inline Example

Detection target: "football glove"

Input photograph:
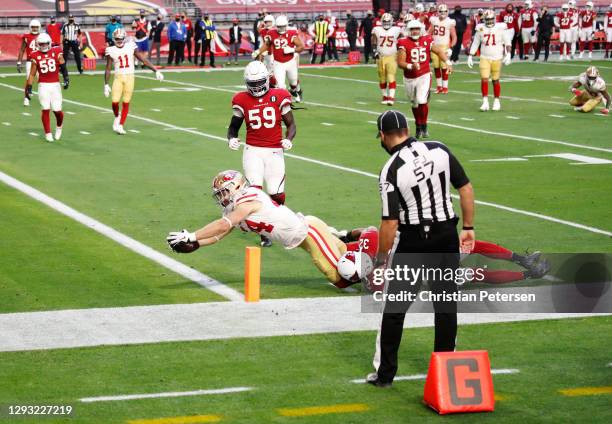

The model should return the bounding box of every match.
[373,51,380,60]
[17,61,23,73]
[155,70,164,81]
[281,138,293,150]
[24,84,32,100]
[104,84,111,98]
[601,108,609,115]
[503,53,511,66]
[282,46,295,54]
[228,137,241,150]
[571,88,583,97]
[467,55,473,68]
[167,229,197,246]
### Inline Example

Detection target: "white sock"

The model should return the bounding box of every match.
[442,79,448,89]
[388,88,395,98]
[381,88,387,96]
[436,78,442,87]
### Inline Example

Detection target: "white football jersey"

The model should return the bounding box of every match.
[578,73,607,96]
[225,187,308,249]
[429,16,455,46]
[372,26,402,56]
[105,40,137,75]
[470,23,510,60]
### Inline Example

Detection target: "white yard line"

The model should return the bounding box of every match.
[128,129,140,133]
[549,114,565,118]
[80,386,252,403]
[28,132,38,136]
[22,112,31,116]
[193,106,204,111]
[350,368,520,383]
[0,169,242,302]
[3,121,11,126]
[2,82,610,236]
[321,122,335,126]
[66,111,76,115]
[79,131,90,135]
[460,117,475,121]
[506,116,521,120]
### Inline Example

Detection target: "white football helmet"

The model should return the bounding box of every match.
[586,66,599,80]
[586,1,593,9]
[415,3,424,12]
[568,0,576,7]
[403,13,416,24]
[524,0,533,8]
[113,27,127,47]
[381,12,393,29]
[407,19,423,39]
[36,33,52,53]
[263,14,274,29]
[244,61,270,97]
[562,3,569,12]
[337,251,374,283]
[275,15,288,34]
[484,9,496,27]
[212,170,249,207]
[29,19,41,34]
[438,4,449,18]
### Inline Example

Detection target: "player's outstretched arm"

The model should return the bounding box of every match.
[196,201,262,245]
[135,50,163,81]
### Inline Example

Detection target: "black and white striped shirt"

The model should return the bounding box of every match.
[61,22,81,42]
[379,137,469,225]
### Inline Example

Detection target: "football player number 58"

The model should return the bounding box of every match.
[248,107,276,129]
[38,59,56,74]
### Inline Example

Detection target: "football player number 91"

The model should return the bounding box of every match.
[248,107,276,129]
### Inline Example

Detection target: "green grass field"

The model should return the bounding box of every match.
[0,59,610,423]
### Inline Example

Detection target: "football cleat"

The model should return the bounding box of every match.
[579,51,584,59]
[574,106,584,112]
[54,126,62,141]
[480,98,490,111]
[421,124,429,138]
[260,235,272,247]
[442,87,449,94]
[415,125,423,139]
[525,258,551,279]
[492,98,501,111]
[115,125,127,135]
[23,97,30,107]
[435,87,444,94]
[380,96,388,105]
[113,116,120,132]
[516,251,541,269]
[45,133,54,142]
[386,97,395,106]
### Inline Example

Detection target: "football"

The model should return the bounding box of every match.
[337,251,374,282]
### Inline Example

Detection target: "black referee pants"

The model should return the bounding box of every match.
[375,220,459,384]
[63,41,82,73]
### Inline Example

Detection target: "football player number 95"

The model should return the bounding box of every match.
[410,48,427,63]
[248,107,276,129]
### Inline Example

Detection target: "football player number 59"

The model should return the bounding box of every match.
[248,107,276,129]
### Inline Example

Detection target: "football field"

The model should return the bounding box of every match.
[0,60,611,423]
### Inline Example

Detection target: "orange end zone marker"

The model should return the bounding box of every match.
[244,246,261,302]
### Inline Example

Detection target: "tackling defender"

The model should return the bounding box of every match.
[16,19,42,106]
[103,28,163,135]
[254,15,305,102]
[468,10,511,112]
[25,33,69,142]
[569,66,610,114]
[371,13,402,105]
[397,20,452,138]
[428,4,456,94]
[166,170,379,289]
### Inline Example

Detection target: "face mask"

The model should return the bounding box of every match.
[455,8,461,13]
[175,18,180,22]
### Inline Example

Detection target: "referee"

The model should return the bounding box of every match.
[61,14,83,74]
[367,110,475,387]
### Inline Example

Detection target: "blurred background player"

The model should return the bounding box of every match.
[226,61,296,246]
[132,9,151,67]
[556,4,573,60]
[519,0,538,59]
[16,19,41,106]
[372,13,401,105]
[103,28,163,135]
[569,66,610,114]
[397,20,452,138]
[498,3,519,59]
[468,9,511,111]
[166,170,379,289]
[579,2,596,59]
[604,4,612,58]
[428,4,456,94]
[25,33,69,142]
[254,15,305,102]
[568,0,579,59]
[257,15,276,77]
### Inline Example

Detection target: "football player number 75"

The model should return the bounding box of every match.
[248,106,276,129]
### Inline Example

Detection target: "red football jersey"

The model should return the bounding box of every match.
[569,9,579,27]
[265,29,299,63]
[46,23,62,45]
[498,11,519,31]
[608,11,612,27]
[232,88,292,148]
[31,46,62,83]
[579,10,596,28]
[520,8,537,29]
[557,12,572,29]
[413,12,430,30]
[22,33,38,60]
[398,34,433,79]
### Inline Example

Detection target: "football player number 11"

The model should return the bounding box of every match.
[249,106,276,129]
[117,54,131,68]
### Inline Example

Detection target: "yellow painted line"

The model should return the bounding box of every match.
[494,393,509,401]
[126,414,222,424]
[559,386,612,397]
[278,403,370,417]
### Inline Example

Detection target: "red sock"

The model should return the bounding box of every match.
[479,270,526,284]
[388,81,396,89]
[379,82,387,90]
[579,41,584,53]
[120,102,129,125]
[471,240,513,260]
[419,103,429,125]
[588,40,593,52]
[442,68,449,81]
[112,102,119,117]
[481,80,489,96]
[493,80,501,98]
[53,111,64,127]
[412,107,420,125]
[270,192,286,205]
[434,68,441,79]
[41,110,51,134]
[525,42,531,55]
